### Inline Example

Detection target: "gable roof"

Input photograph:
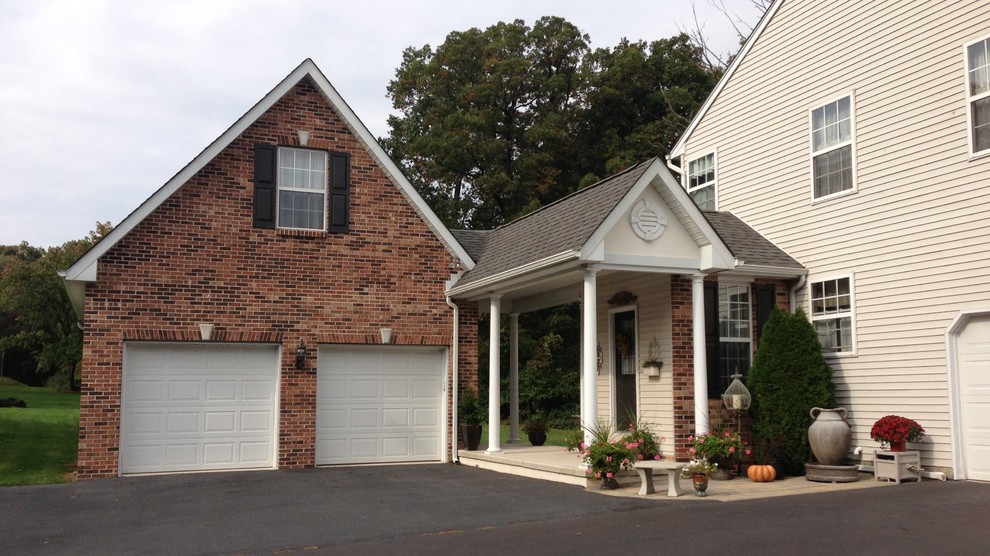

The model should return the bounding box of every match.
[703,211,802,270]
[668,0,784,159]
[454,160,655,288]
[62,59,474,290]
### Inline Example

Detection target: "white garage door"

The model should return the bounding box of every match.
[317,346,446,465]
[959,316,990,481]
[120,343,279,475]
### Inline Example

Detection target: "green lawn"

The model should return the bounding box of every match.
[0,378,80,486]
[479,424,579,448]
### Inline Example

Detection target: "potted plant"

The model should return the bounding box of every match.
[458,387,484,451]
[578,421,636,489]
[683,459,717,496]
[689,428,750,480]
[523,413,548,446]
[870,415,925,452]
[641,336,663,376]
[622,415,663,462]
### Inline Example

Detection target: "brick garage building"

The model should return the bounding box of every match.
[63,60,478,479]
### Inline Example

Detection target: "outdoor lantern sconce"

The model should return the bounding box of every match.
[295,342,307,370]
[722,372,752,412]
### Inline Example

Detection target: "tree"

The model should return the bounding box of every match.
[385,18,719,229]
[385,17,590,229]
[747,307,836,475]
[0,222,111,389]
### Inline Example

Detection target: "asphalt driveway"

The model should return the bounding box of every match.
[2,465,988,555]
[0,464,653,554]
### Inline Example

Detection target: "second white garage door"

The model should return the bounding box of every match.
[316,346,446,465]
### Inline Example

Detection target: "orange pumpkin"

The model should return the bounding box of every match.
[747,464,777,482]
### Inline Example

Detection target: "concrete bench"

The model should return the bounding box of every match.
[633,461,686,497]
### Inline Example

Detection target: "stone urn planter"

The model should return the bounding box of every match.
[808,407,852,465]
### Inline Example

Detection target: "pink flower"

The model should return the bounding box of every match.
[729,447,736,453]
[606,456,612,462]
[724,432,731,438]
[606,472,613,478]
[687,435,694,442]
[688,447,696,454]
[745,449,752,456]
[653,454,661,460]
[595,472,601,478]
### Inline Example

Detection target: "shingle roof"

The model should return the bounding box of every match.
[455,159,655,287]
[703,211,803,269]
[449,230,491,262]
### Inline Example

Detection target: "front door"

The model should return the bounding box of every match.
[613,310,637,429]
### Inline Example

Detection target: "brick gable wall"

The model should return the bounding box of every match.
[76,79,477,479]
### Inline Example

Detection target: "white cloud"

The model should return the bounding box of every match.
[0,0,762,247]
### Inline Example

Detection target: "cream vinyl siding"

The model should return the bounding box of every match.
[595,272,674,456]
[680,0,990,476]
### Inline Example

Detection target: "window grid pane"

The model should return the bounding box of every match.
[973,97,990,152]
[969,39,990,96]
[277,148,326,230]
[687,153,716,210]
[811,278,853,353]
[813,145,852,198]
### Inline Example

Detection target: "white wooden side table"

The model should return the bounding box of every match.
[874,450,921,484]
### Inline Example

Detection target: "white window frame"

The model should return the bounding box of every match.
[965,35,990,159]
[686,151,717,211]
[718,282,752,388]
[809,92,857,203]
[808,274,857,357]
[277,147,328,231]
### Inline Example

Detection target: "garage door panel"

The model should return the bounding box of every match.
[383,408,409,427]
[352,380,379,399]
[959,316,990,481]
[121,344,278,475]
[383,380,409,399]
[317,346,445,465]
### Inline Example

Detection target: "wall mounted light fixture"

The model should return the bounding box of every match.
[295,341,307,369]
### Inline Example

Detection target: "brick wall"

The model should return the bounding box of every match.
[75,79,477,479]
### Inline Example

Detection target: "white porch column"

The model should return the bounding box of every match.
[508,313,521,443]
[692,274,710,435]
[581,267,599,445]
[486,294,503,454]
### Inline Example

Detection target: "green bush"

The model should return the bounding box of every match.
[747,307,835,475]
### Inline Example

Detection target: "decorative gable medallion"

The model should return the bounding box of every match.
[630,199,667,241]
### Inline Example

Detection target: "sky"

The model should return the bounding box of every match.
[0,0,765,248]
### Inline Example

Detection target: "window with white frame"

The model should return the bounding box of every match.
[687,152,716,211]
[810,95,855,199]
[810,276,854,354]
[278,147,327,230]
[718,284,751,389]
[967,36,990,155]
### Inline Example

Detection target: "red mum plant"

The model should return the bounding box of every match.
[870,415,925,446]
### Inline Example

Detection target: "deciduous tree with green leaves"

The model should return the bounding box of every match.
[0,223,111,390]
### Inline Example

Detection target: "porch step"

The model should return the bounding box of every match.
[456,446,588,487]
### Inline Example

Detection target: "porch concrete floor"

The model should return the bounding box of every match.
[457,445,893,501]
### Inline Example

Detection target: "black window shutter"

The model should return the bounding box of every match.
[756,283,777,342]
[253,144,277,229]
[703,281,722,399]
[330,153,350,233]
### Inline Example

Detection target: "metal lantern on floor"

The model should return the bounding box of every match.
[722,372,751,476]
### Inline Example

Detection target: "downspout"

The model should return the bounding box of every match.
[789,274,807,313]
[446,295,460,464]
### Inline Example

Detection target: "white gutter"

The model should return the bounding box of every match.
[445,273,462,464]
[789,274,807,313]
[665,156,683,187]
[446,250,579,298]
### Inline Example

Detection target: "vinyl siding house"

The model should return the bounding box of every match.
[668,0,990,480]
